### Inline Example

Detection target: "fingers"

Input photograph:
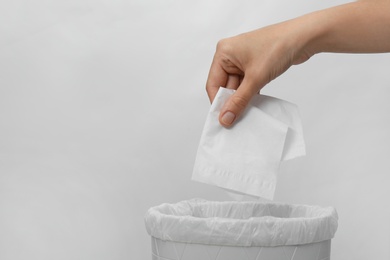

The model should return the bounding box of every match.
[219,75,260,127]
[206,37,262,127]
[205,61,240,104]
[226,74,240,90]
[206,38,244,103]
[205,58,228,104]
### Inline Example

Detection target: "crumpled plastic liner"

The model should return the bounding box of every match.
[144,199,338,247]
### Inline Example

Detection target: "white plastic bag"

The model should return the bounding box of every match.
[144,199,338,247]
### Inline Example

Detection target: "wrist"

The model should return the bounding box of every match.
[288,9,333,57]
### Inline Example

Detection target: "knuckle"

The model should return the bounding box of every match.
[216,38,233,54]
[216,38,244,74]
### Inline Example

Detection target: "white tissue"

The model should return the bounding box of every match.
[192,87,305,200]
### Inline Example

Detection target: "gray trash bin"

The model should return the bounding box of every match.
[145,199,338,260]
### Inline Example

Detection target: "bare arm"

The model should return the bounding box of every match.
[206,0,390,127]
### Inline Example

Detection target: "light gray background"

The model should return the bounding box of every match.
[1,0,389,259]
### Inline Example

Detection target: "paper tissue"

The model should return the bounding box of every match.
[192,87,305,200]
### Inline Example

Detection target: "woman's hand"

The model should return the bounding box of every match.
[206,0,390,127]
[206,21,314,127]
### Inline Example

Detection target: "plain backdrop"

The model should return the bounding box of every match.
[0,0,389,259]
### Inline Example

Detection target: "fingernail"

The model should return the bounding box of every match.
[221,111,236,126]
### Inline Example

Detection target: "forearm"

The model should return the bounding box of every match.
[299,0,390,54]
[206,0,390,126]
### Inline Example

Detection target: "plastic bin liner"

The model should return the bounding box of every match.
[144,199,338,247]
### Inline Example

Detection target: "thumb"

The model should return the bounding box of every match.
[219,77,260,127]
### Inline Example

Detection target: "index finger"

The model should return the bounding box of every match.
[205,56,228,104]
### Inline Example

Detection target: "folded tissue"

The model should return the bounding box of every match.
[192,87,305,200]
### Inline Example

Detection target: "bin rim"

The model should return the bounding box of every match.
[144,199,338,247]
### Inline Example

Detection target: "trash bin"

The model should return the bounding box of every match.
[144,199,338,260]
